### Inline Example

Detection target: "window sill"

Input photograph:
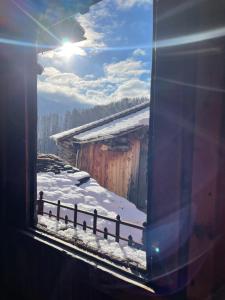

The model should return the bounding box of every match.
[17,226,155,294]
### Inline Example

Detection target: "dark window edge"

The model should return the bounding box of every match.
[17,227,155,294]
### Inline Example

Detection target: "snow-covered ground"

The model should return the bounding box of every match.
[37,171,147,269]
[38,215,146,269]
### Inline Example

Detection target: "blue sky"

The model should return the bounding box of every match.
[38,0,153,109]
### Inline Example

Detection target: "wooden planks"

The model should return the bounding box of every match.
[69,134,148,210]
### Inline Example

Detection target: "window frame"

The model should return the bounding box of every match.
[20,25,154,298]
[2,0,199,295]
[31,1,154,287]
[8,40,155,288]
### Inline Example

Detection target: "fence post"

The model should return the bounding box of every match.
[104,227,108,239]
[65,215,68,225]
[115,215,120,242]
[57,200,60,221]
[142,222,147,250]
[74,204,77,228]
[93,209,97,234]
[49,210,52,218]
[38,191,44,215]
[128,235,133,247]
[83,221,87,231]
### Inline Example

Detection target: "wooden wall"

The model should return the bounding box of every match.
[58,131,148,211]
[78,142,136,198]
[2,230,175,300]
[147,0,225,298]
[129,135,148,210]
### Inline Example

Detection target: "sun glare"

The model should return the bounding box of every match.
[59,42,86,58]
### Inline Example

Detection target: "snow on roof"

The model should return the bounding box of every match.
[51,102,150,143]
[74,107,149,143]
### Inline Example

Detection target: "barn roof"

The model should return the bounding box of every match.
[52,101,150,144]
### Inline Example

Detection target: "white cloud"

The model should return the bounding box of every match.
[38,42,87,69]
[41,67,61,78]
[105,58,149,82]
[38,0,107,72]
[112,78,150,99]
[116,0,152,9]
[74,0,109,52]
[38,80,87,104]
[38,56,150,106]
[38,50,75,71]
[75,13,105,51]
[37,0,151,109]
[133,48,146,56]
[85,74,95,79]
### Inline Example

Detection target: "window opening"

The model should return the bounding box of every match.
[36,0,152,274]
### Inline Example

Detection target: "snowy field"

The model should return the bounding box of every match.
[37,171,147,269]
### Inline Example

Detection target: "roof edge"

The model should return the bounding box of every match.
[73,124,149,144]
[51,101,150,142]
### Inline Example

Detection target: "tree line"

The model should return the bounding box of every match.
[38,97,150,154]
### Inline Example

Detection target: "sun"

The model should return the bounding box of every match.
[59,42,86,58]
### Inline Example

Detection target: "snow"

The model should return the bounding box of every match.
[37,171,147,269]
[38,215,146,270]
[37,171,146,244]
[51,104,149,142]
[73,107,149,142]
[70,171,90,184]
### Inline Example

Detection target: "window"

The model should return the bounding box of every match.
[3,1,225,298]
[36,0,152,276]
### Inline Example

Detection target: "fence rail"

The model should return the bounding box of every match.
[37,191,147,249]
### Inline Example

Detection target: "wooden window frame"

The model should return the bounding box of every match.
[6,2,225,298]
[0,16,156,300]
[0,42,156,294]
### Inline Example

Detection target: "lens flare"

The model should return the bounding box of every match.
[59,42,86,58]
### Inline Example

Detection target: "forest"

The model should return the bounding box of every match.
[38,97,150,154]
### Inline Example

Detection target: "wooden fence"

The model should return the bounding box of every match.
[37,191,147,249]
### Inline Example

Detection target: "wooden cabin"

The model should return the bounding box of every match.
[52,102,150,211]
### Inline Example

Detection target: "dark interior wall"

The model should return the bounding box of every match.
[148,0,225,298]
[3,230,169,300]
[187,15,225,299]
[0,1,37,229]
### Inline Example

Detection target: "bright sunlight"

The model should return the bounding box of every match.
[59,42,86,58]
